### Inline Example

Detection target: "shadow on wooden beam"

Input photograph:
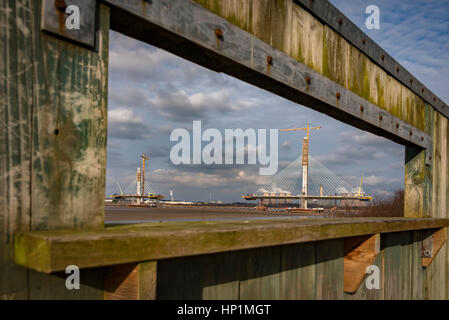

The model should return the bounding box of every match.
[344,234,380,293]
[422,228,447,268]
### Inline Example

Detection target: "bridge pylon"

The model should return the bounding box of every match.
[280,123,321,209]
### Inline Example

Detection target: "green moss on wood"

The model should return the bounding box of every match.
[13,219,449,273]
[376,75,385,108]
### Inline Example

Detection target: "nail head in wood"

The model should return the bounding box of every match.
[215,28,223,40]
[305,76,311,85]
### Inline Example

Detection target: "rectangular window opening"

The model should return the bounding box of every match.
[105,30,406,225]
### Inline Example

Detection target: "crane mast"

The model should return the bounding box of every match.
[140,154,149,196]
[280,123,321,209]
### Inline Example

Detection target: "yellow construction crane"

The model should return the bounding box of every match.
[280,123,322,139]
[280,123,321,209]
[140,153,149,195]
[354,175,373,201]
[356,175,364,196]
[281,124,321,164]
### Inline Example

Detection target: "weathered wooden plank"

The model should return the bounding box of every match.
[156,257,184,300]
[422,228,447,268]
[437,114,448,218]
[367,61,386,110]
[181,251,240,299]
[104,263,139,300]
[294,0,448,118]
[193,0,252,32]
[323,25,349,90]
[196,251,240,300]
[30,3,108,231]
[27,2,109,300]
[0,0,33,299]
[422,104,434,217]
[315,239,344,299]
[1,0,109,300]
[290,3,323,73]
[426,241,448,300]
[279,242,315,299]
[344,250,382,300]
[139,261,157,300]
[347,42,368,102]
[383,232,413,299]
[0,246,28,299]
[104,261,157,300]
[424,228,448,299]
[195,0,438,123]
[411,230,426,299]
[269,0,293,55]
[424,110,449,299]
[404,146,425,218]
[106,0,431,153]
[239,246,281,300]
[14,218,449,273]
[157,251,241,300]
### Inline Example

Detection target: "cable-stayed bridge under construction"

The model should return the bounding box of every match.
[243,124,372,209]
[242,154,372,206]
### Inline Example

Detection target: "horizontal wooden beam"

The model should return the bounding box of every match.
[294,0,449,119]
[103,0,432,163]
[14,218,449,273]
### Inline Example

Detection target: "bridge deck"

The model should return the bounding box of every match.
[244,195,372,200]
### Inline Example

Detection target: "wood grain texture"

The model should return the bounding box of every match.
[315,239,344,299]
[14,218,449,273]
[239,246,281,300]
[344,252,382,300]
[404,146,426,218]
[343,234,380,293]
[107,0,431,151]
[426,110,449,299]
[104,261,157,300]
[104,263,139,300]
[422,228,447,268]
[191,0,430,130]
[30,3,108,231]
[1,0,109,299]
[156,257,185,299]
[279,242,315,299]
[411,230,426,299]
[157,251,241,300]
[0,0,33,299]
[187,251,240,300]
[383,232,413,299]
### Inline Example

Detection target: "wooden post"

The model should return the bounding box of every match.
[0,0,109,299]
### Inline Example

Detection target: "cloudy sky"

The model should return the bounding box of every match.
[105,0,449,202]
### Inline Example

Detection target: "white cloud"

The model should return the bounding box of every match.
[316,130,403,167]
[108,108,152,139]
[149,86,256,121]
[109,109,142,124]
[150,167,270,189]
